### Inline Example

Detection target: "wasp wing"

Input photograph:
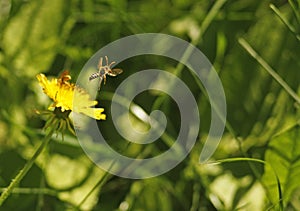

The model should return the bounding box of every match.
[107,68,123,77]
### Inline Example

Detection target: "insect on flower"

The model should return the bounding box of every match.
[36,71,106,120]
[89,56,123,90]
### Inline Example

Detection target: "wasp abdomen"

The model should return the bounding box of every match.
[89,72,100,81]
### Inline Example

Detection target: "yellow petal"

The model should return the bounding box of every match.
[37,72,106,120]
[80,108,106,120]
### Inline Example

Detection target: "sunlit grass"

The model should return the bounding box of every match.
[0,0,299,210]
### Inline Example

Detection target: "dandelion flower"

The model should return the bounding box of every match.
[36,70,106,120]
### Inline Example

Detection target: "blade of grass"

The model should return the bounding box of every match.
[75,141,131,210]
[209,158,283,211]
[238,38,300,105]
[152,0,228,110]
[288,0,300,26]
[269,4,300,41]
[75,167,113,210]
[190,182,201,211]
[195,0,228,45]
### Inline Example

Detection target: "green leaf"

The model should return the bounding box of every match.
[2,0,75,76]
[262,124,300,208]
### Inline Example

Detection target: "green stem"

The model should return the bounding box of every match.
[152,0,228,111]
[0,129,55,206]
[288,0,300,29]
[269,4,300,42]
[75,168,112,209]
[75,142,131,209]
[238,38,300,105]
[0,187,57,196]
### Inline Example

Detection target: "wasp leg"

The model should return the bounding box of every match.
[98,77,103,90]
[105,56,109,66]
[109,61,116,68]
[98,57,103,70]
[103,75,107,85]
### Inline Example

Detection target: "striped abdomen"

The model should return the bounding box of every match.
[89,72,100,81]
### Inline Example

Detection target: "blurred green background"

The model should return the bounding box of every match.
[0,0,300,210]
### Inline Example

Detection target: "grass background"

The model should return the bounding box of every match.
[0,0,300,210]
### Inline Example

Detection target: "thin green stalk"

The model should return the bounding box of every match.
[288,0,300,27]
[196,0,227,45]
[210,158,283,211]
[75,142,131,209]
[190,182,201,211]
[269,4,300,41]
[0,128,55,206]
[191,62,278,205]
[238,38,300,105]
[237,38,299,208]
[0,187,57,196]
[152,0,228,110]
[75,168,112,209]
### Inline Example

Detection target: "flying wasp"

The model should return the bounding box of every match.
[89,56,123,90]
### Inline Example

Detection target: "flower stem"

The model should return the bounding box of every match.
[0,129,55,206]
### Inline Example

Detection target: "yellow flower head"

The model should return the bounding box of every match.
[36,71,106,120]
